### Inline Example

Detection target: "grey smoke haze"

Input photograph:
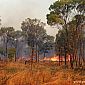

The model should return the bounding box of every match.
[0,0,58,37]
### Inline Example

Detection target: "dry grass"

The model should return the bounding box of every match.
[0,61,85,85]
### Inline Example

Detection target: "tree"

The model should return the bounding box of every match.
[21,18,46,69]
[11,30,25,61]
[0,27,15,60]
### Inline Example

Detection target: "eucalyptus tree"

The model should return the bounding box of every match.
[11,30,24,62]
[21,18,46,64]
[0,27,15,60]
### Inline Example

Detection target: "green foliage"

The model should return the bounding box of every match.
[0,47,4,55]
[47,13,64,25]
[47,0,85,26]
[40,35,54,52]
[0,27,14,36]
[47,0,75,26]
[8,48,16,61]
[55,29,67,55]
[21,18,46,47]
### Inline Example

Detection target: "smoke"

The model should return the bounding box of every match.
[0,0,57,36]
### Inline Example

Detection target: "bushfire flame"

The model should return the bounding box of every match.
[51,57,58,61]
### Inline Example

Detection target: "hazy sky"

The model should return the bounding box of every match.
[0,0,58,37]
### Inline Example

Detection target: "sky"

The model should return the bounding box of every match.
[0,0,58,37]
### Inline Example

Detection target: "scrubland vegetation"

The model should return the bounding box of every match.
[0,0,85,85]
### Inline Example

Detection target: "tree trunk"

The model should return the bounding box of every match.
[44,50,46,58]
[38,50,39,63]
[15,53,16,62]
[6,42,8,60]
[58,47,61,66]
[82,41,85,66]
[70,54,73,69]
[36,44,38,62]
[31,46,34,70]
[64,46,67,65]
[79,40,81,66]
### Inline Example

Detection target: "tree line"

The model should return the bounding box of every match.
[0,18,54,63]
